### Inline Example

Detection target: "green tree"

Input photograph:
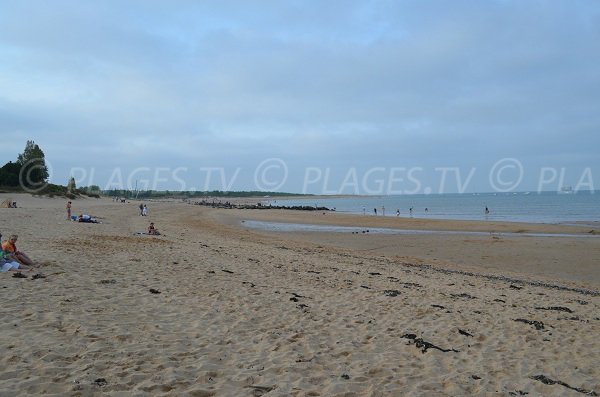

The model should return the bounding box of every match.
[0,161,21,186]
[17,140,49,188]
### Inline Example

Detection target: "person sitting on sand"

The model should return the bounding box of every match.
[77,214,99,223]
[0,249,31,273]
[147,222,160,235]
[1,234,36,267]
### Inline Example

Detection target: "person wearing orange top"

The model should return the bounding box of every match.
[2,234,36,267]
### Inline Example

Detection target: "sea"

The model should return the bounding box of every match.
[267,190,599,225]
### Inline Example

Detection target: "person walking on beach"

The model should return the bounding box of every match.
[66,201,72,220]
[142,204,148,216]
[373,207,377,216]
[363,206,366,215]
[485,206,490,215]
[396,209,400,217]
[139,203,144,216]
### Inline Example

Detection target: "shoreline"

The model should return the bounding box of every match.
[207,207,600,288]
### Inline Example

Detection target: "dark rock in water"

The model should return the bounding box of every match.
[514,319,544,330]
[149,288,161,294]
[383,290,401,297]
[530,374,598,396]
[458,329,474,337]
[401,333,459,353]
[535,306,573,313]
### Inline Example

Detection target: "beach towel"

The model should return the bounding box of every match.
[1,261,20,272]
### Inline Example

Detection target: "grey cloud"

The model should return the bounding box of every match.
[0,1,598,191]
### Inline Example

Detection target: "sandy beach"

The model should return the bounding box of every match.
[1,193,599,396]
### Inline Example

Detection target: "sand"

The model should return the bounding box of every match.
[0,193,598,396]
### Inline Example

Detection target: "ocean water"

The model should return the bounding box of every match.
[268,191,599,224]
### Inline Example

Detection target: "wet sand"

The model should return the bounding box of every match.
[214,207,600,287]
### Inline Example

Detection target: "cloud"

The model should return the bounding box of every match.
[0,1,598,192]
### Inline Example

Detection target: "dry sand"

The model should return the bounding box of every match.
[1,193,599,396]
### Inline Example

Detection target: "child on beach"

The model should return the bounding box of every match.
[147,222,160,235]
[66,201,72,220]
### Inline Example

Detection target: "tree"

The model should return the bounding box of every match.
[0,161,21,186]
[17,140,49,188]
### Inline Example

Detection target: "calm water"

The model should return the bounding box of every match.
[243,220,599,238]
[268,191,599,224]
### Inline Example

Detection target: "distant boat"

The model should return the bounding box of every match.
[559,186,574,194]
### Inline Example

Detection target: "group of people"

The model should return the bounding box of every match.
[365,206,427,216]
[136,204,159,234]
[66,201,99,223]
[0,232,36,274]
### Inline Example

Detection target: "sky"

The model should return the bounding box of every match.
[1,0,599,194]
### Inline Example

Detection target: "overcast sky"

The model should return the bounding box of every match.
[1,0,599,194]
